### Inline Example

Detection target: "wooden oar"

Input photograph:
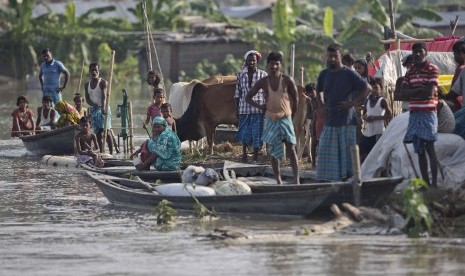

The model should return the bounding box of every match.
[102,50,115,153]
[141,118,151,139]
[133,176,157,193]
[11,129,48,133]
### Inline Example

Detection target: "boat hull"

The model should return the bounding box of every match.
[244,176,403,212]
[19,125,79,156]
[87,172,338,217]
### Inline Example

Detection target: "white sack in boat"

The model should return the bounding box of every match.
[154,183,216,197]
[209,180,252,196]
[361,112,465,188]
[195,168,220,186]
[182,165,205,184]
[132,154,142,166]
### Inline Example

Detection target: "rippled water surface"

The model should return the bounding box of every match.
[2,83,465,275]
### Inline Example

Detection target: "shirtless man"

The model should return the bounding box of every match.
[246,52,300,184]
[84,63,118,154]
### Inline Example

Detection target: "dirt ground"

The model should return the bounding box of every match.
[181,141,315,171]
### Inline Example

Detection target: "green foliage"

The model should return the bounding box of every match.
[155,199,177,225]
[323,7,334,37]
[402,178,433,238]
[300,227,310,236]
[192,195,217,219]
[272,0,297,59]
[179,55,243,81]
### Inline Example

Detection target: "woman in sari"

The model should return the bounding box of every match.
[130,116,181,171]
[55,100,80,128]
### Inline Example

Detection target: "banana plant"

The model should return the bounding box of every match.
[0,0,37,80]
[335,0,443,56]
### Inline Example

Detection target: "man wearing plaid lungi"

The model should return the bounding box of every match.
[400,42,440,187]
[235,50,268,162]
[316,44,370,181]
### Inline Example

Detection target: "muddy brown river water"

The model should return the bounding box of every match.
[1,82,465,275]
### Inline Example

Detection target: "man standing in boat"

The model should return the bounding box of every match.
[245,52,300,185]
[84,63,117,155]
[39,48,70,106]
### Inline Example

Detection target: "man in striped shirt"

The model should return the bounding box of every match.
[234,50,268,163]
[400,42,439,187]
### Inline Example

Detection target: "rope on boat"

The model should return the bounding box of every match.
[141,0,165,88]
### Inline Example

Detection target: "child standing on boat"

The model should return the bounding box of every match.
[75,117,104,167]
[161,103,176,132]
[11,96,35,137]
[143,88,165,129]
[74,93,88,118]
[359,78,392,162]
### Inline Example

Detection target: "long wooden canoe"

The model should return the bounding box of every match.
[238,175,403,212]
[19,125,79,156]
[86,171,338,217]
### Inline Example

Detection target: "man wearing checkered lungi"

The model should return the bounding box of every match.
[400,42,440,187]
[234,50,268,163]
[316,44,370,181]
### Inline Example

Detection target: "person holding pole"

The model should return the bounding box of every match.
[84,62,117,154]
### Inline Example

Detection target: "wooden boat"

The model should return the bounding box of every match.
[86,171,339,217]
[238,175,404,212]
[80,161,269,182]
[19,125,79,156]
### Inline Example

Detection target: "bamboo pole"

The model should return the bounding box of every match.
[388,0,396,39]
[450,16,459,36]
[128,101,135,153]
[102,50,115,153]
[380,38,433,44]
[350,145,362,207]
[142,1,153,71]
[77,60,85,94]
[290,44,295,78]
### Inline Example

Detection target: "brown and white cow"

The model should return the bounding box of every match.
[175,81,238,154]
[293,85,309,160]
[175,80,308,156]
[169,76,236,153]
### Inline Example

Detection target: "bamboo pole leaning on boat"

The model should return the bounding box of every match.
[102,50,115,153]
[351,144,362,207]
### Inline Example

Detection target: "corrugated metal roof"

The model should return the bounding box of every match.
[413,11,465,28]
[33,0,139,23]
[220,5,270,19]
